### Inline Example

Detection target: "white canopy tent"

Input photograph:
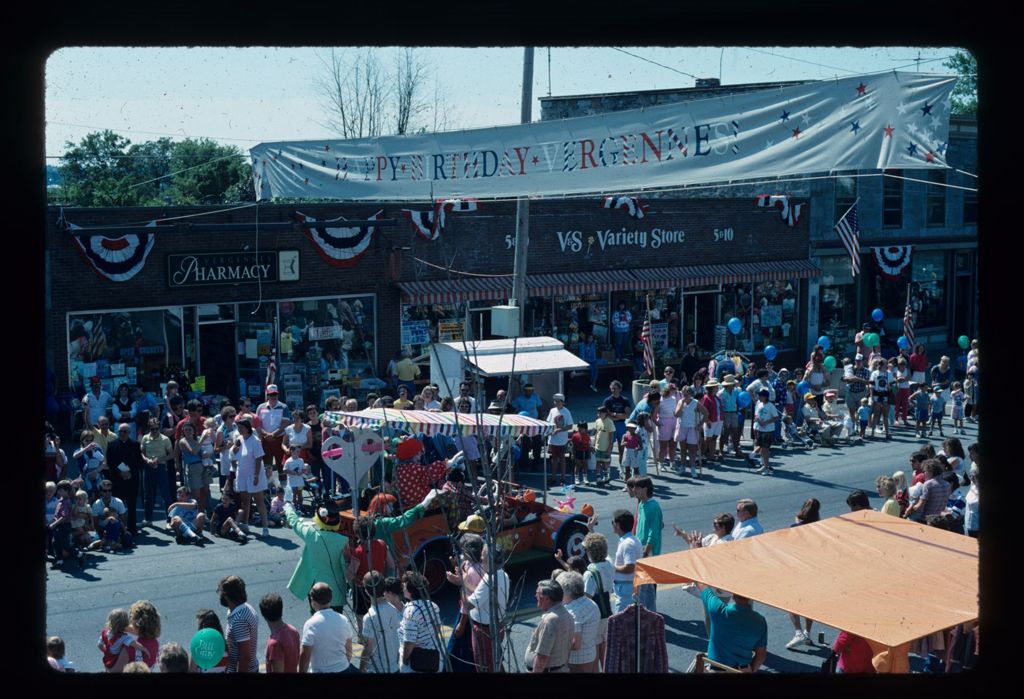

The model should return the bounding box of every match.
[428,337,588,399]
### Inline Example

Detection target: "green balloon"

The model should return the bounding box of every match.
[865,333,880,348]
[190,628,225,670]
[958,335,970,349]
[823,355,837,371]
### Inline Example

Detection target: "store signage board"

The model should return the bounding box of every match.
[401,320,430,346]
[168,251,279,288]
[309,325,343,341]
[438,321,464,343]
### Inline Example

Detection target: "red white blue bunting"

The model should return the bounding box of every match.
[872,245,913,279]
[602,195,648,219]
[755,194,803,227]
[401,199,479,241]
[70,221,157,282]
[295,210,383,268]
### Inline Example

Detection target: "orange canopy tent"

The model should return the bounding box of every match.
[634,510,978,672]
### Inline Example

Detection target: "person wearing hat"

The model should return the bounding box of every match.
[546,394,573,489]
[751,389,780,475]
[281,485,441,616]
[256,385,290,488]
[700,379,724,463]
[718,375,743,459]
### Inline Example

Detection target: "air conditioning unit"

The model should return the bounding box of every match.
[490,305,521,338]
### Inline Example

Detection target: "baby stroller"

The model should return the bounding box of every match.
[782,416,816,450]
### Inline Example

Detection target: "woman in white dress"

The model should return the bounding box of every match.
[231,417,269,537]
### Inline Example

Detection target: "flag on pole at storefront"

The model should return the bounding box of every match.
[833,200,861,275]
[641,311,655,379]
[903,287,916,347]
[265,356,277,391]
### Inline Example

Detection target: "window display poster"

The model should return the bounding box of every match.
[402,320,430,346]
[651,322,669,352]
[193,375,206,392]
[761,305,782,327]
[438,321,464,343]
[126,367,137,385]
[245,339,258,359]
[309,325,343,341]
[79,362,98,381]
[256,329,272,357]
[109,363,125,377]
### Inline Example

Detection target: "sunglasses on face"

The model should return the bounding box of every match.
[100,489,112,493]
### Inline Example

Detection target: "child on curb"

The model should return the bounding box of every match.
[211,490,249,543]
[570,422,591,487]
[267,488,286,527]
[929,384,947,437]
[98,608,150,671]
[950,382,966,435]
[99,508,123,551]
[857,398,872,439]
[635,412,655,477]
[911,384,931,438]
[166,486,206,545]
[283,445,309,508]
[594,406,614,486]
[73,430,105,496]
[71,489,95,549]
[621,422,641,487]
[49,480,78,568]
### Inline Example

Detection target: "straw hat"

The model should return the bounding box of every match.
[458,514,486,533]
[803,392,817,402]
[705,379,720,388]
[721,374,738,387]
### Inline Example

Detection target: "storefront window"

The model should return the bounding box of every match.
[237,303,276,403]
[523,296,552,338]
[553,293,609,355]
[927,170,946,226]
[397,298,501,358]
[883,169,903,228]
[717,284,754,353]
[869,261,911,339]
[277,296,378,406]
[817,256,858,346]
[68,308,184,395]
[752,280,800,353]
[911,251,947,328]
[609,289,682,363]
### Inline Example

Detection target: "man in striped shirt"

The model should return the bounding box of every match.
[218,575,260,673]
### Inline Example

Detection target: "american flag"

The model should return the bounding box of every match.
[903,298,915,347]
[641,315,655,378]
[89,316,107,360]
[265,355,277,390]
[834,202,860,275]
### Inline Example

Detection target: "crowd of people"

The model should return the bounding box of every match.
[45,337,980,672]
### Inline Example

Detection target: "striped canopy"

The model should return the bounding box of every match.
[325,409,555,437]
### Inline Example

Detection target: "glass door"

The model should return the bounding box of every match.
[682,290,718,354]
[236,303,276,403]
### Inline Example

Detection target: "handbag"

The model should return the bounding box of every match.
[820,650,838,673]
[587,563,613,619]
[408,646,440,673]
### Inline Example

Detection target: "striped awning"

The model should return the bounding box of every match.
[398,260,821,303]
[324,409,554,437]
[630,259,822,289]
[527,269,639,296]
[397,277,513,305]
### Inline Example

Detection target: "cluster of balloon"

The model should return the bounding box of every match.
[190,629,225,671]
[958,335,970,350]
[764,345,778,361]
[727,317,743,335]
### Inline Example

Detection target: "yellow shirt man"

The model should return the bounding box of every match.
[395,357,421,382]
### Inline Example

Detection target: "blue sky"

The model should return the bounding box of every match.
[44,46,964,158]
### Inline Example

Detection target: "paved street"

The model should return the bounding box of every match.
[46,414,975,673]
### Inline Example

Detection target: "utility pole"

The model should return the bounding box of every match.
[512,47,534,335]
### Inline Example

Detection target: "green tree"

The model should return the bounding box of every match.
[53,131,253,207]
[943,50,977,115]
[166,138,253,205]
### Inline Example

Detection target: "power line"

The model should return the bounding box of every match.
[48,120,264,143]
[741,47,859,74]
[610,47,699,81]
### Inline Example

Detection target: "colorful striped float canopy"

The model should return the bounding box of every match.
[325,409,554,437]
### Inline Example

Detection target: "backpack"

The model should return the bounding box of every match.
[587,563,612,619]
